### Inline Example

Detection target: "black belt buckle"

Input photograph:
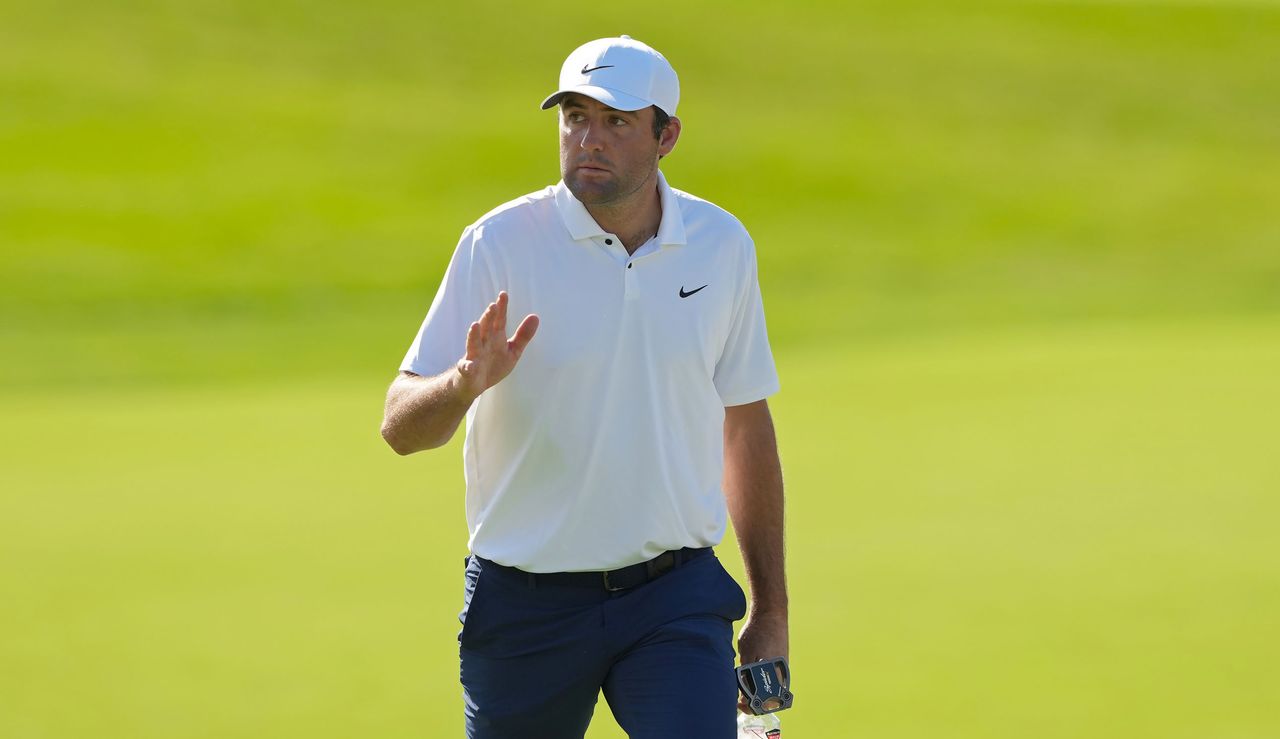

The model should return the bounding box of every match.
[602,551,678,592]
[736,657,794,715]
[602,569,627,592]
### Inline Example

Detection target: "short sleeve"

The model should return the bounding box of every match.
[399,226,498,378]
[713,238,780,406]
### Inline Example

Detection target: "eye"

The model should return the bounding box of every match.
[611,116,628,126]
[565,112,585,123]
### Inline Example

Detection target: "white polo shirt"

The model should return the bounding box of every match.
[400,170,779,572]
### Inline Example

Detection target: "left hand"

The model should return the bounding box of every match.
[735,610,789,714]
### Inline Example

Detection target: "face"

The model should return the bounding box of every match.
[559,93,679,207]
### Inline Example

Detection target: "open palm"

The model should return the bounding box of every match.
[455,291,539,398]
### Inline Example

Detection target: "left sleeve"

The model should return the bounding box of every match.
[398,225,497,379]
[713,236,781,406]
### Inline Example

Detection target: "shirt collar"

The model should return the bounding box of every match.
[554,169,688,247]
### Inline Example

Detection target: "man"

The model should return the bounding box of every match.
[381,36,787,739]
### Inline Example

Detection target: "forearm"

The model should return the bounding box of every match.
[380,369,477,455]
[723,401,788,617]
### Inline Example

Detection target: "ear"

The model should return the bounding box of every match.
[658,116,681,159]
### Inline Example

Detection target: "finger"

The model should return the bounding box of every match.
[464,321,481,359]
[495,291,509,335]
[479,301,498,340]
[508,314,540,357]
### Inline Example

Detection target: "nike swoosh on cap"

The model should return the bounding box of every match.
[581,64,614,74]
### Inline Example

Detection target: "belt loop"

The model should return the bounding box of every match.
[674,549,685,567]
[645,558,659,579]
[527,572,537,589]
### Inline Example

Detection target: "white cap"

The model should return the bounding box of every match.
[540,36,680,116]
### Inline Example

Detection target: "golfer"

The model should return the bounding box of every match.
[381,36,787,739]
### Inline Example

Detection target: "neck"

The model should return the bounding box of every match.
[584,172,663,255]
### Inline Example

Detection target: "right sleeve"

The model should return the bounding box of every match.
[712,236,780,406]
[399,226,498,378]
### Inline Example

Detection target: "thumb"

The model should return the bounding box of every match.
[508,314,540,357]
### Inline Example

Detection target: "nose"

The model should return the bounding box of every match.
[578,123,605,152]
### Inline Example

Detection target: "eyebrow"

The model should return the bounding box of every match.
[561,100,634,117]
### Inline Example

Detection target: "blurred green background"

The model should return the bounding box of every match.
[2,0,1278,736]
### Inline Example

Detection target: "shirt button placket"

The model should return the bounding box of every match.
[624,259,638,300]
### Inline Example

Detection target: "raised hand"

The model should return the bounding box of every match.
[455,291,539,400]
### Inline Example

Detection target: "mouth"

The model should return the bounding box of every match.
[576,162,611,174]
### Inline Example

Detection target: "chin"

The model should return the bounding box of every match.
[567,178,618,205]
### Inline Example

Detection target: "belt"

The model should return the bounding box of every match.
[483,547,712,592]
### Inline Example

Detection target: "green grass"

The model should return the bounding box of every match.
[4,0,1278,351]
[2,0,1279,735]
[3,321,1277,737]
[782,320,1280,738]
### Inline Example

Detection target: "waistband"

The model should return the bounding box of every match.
[477,547,712,592]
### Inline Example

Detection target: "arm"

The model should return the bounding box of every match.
[381,291,538,455]
[723,399,789,667]
[380,369,478,454]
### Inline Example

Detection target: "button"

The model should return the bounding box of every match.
[605,238,613,245]
[627,263,632,269]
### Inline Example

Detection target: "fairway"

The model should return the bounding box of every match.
[3,320,1278,737]
[3,0,1279,735]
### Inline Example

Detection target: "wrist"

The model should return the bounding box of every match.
[747,600,789,621]
[448,366,482,405]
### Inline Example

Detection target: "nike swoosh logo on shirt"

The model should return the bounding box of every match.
[679,285,708,298]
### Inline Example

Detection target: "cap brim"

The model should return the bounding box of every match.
[539,85,653,112]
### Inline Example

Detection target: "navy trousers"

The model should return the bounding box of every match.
[458,550,748,739]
